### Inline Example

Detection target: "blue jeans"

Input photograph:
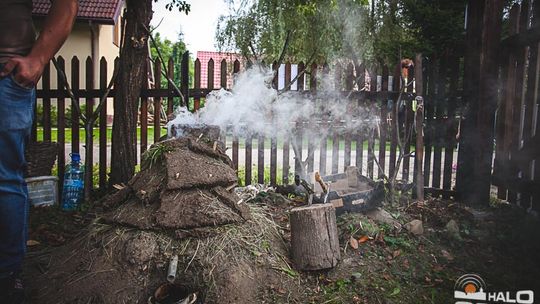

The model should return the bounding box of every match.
[0,67,35,277]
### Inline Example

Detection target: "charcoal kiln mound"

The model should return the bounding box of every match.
[25,127,301,304]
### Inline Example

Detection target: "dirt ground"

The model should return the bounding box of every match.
[24,190,540,303]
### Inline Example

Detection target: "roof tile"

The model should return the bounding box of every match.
[32,0,123,24]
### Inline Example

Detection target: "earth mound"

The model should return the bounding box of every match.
[26,130,301,304]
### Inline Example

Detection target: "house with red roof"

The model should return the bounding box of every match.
[32,0,125,119]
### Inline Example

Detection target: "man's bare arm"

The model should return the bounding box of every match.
[0,0,78,87]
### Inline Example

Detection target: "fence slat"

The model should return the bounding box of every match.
[344,63,354,168]
[356,64,366,174]
[231,132,239,171]
[443,57,460,193]
[402,65,414,181]
[310,63,317,91]
[140,61,149,158]
[258,135,265,184]
[334,62,342,91]
[42,63,51,141]
[233,60,240,85]
[389,63,400,178]
[99,57,108,190]
[319,133,327,176]
[270,136,277,185]
[295,126,304,176]
[285,62,291,91]
[180,51,189,107]
[367,68,377,179]
[56,57,66,195]
[424,58,437,186]
[379,66,389,178]
[194,58,201,111]
[220,59,227,89]
[85,57,94,191]
[154,58,162,143]
[355,137,363,175]
[207,58,214,91]
[331,131,339,174]
[232,61,240,176]
[283,137,290,183]
[71,56,80,154]
[297,61,305,91]
[245,134,252,185]
[432,59,444,189]
[167,57,174,115]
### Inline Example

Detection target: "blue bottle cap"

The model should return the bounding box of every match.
[70,153,81,162]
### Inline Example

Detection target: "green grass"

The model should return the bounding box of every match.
[36,126,168,143]
[226,137,395,151]
[237,165,294,186]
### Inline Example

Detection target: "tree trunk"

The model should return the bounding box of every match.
[290,204,340,271]
[109,0,153,187]
[456,0,503,205]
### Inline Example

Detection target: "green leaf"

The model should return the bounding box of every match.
[389,287,401,297]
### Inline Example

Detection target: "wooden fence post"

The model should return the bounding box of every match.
[180,51,189,107]
[71,56,80,155]
[84,57,94,201]
[56,57,66,196]
[415,54,424,201]
[154,58,162,143]
[194,58,201,111]
[99,57,108,191]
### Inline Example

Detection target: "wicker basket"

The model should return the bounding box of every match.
[25,141,58,178]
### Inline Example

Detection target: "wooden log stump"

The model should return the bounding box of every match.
[290,203,341,271]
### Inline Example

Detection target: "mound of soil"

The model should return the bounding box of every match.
[25,133,301,304]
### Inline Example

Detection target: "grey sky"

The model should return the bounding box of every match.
[151,0,228,54]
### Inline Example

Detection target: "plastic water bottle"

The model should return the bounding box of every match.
[62,153,85,211]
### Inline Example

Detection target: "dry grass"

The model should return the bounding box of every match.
[76,201,296,299]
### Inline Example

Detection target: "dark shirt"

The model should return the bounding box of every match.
[0,0,36,63]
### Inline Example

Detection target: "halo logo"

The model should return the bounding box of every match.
[454,274,534,304]
[454,274,487,301]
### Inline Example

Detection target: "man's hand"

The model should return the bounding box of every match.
[0,0,78,87]
[0,55,47,88]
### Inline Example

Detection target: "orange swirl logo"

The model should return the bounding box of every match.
[454,274,488,302]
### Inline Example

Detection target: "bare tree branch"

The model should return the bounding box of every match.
[279,50,317,94]
[51,58,87,124]
[142,24,186,107]
[276,30,292,68]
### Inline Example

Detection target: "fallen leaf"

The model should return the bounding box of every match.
[441,250,454,261]
[358,235,369,243]
[382,273,391,281]
[403,259,410,269]
[26,240,40,246]
[392,250,401,259]
[349,236,359,249]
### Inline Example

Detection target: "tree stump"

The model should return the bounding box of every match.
[290,204,341,271]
